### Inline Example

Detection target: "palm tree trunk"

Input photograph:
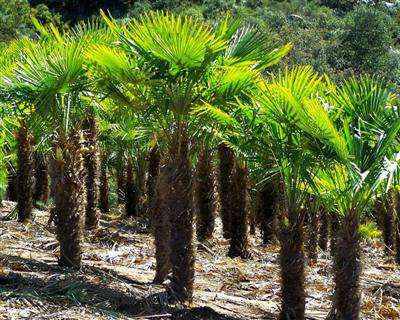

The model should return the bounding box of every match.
[329,211,361,320]
[228,162,250,258]
[196,146,215,241]
[99,154,110,213]
[258,182,276,244]
[146,145,160,224]
[167,128,195,304]
[383,195,394,254]
[152,162,172,284]
[83,116,100,229]
[33,152,49,205]
[318,208,329,251]
[307,206,319,264]
[125,157,138,217]
[16,122,34,223]
[279,209,306,320]
[51,131,85,268]
[218,143,235,239]
[117,157,127,204]
[330,214,340,257]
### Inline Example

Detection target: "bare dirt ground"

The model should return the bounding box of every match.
[0,200,399,320]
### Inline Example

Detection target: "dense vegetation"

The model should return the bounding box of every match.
[1,1,400,320]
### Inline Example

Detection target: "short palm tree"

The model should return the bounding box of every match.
[316,76,400,319]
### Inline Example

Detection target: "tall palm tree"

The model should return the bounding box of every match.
[88,10,290,303]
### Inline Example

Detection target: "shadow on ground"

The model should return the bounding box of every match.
[0,254,274,319]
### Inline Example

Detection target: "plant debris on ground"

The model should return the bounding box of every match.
[0,201,399,320]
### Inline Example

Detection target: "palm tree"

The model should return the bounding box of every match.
[0,27,99,268]
[315,77,400,319]
[89,10,290,303]
[198,66,344,319]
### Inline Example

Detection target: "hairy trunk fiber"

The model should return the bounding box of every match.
[318,208,329,251]
[307,206,319,264]
[258,182,276,244]
[117,158,127,204]
[99,155,110,213]
[383,195,395,254]
[7,167,18,201]
[196,147,215,242]
[16,123,34,223]
[83,116,100,229]
[330,214,340,257]
[228,163,250,259]
[146,145,160,223]
[329,212,361,320]
[218,143,235,239]
[152,162,172,284]
[279,210,305,320]
[125,157,138,217]
[33,152,49,204]
[51,131,85,268]
[167,130,195,304]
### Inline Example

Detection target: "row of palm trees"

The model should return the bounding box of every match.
[0,11,399,320]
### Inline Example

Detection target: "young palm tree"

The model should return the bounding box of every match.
[198,66,347,319]
[0,31,95,268]
[316,77,400,319]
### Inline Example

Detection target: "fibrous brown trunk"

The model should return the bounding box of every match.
[318,208,329,251]
[218,143,235,239]
[51,131,85,268]
[125,157,138,217]
[258,182,276,244]
[328,211,361,320]
[33,152,49,204]
[152,162,172,284]
[196,147,215,242]
[117,158,127,204]
[167,129,195,304]
[330,214,340,257]
[99,155,110,213]
[83,116,100,229]
[228,162,250,259]
[279,209,305,320]
[146,145,160,224]
[307,205,319,264]
[16,123,34,223]
[383,195,394,254]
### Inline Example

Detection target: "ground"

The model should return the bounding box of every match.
[0,201,399,320]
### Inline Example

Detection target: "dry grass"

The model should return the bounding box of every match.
[0,200,399,320]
